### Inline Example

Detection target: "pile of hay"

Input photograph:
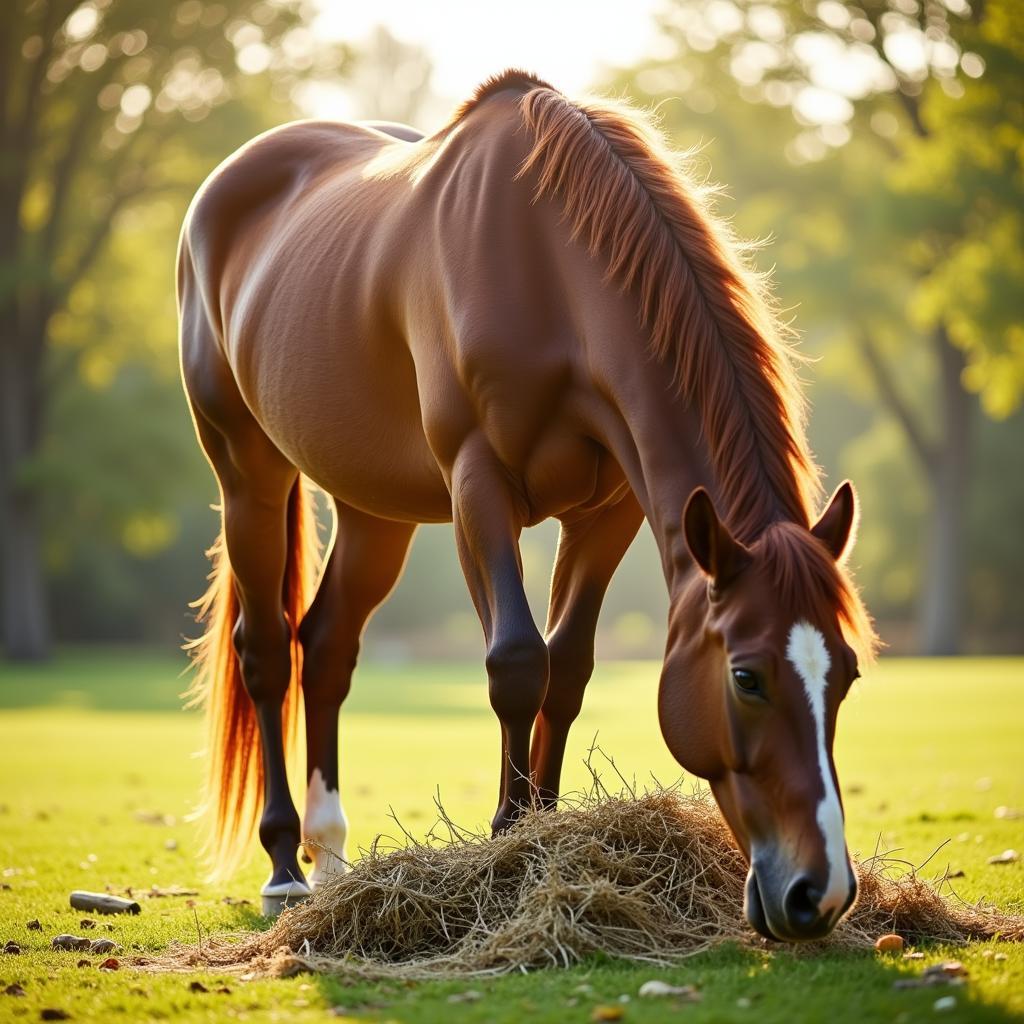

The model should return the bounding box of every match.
[146,784,1022,980]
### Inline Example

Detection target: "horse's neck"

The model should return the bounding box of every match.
[589,320,770,596]
[589,356,707,590]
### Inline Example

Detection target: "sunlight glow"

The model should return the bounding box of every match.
[305,0,663,122]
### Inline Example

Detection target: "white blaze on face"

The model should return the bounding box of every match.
[301,768,349,886]
[786,620,849,918]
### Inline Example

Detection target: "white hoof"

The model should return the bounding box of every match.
[260,879,312,917]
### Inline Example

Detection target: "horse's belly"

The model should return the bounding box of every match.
[232,336,451,523]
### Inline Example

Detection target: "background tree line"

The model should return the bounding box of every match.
[1,0,1020,663]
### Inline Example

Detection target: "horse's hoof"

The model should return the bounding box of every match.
[260,879,312,918]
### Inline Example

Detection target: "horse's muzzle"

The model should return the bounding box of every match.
[744,862,857,942]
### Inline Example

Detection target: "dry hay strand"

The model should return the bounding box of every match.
[142,781,1023,981]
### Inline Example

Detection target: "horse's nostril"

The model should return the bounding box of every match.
[783,875,822,930]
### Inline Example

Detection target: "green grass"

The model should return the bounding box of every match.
[0,653,1022,1022]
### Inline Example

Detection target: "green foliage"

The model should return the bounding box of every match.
[891,6,1024,417]
[0,1,346,648]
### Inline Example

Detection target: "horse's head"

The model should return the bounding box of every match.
[658,482,870,941]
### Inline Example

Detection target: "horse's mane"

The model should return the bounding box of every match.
[454,71,818,539]
[451,71,877,661]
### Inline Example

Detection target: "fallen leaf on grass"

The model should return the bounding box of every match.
[76,960,90,968]
[3,983,26,996]
[98,958,119,972]
[26,919,41,931]
[221,896,251,907]
[592,1006,625,1021]
[79,920,95,930]
[145,885,199,898]
[189,981,209,993]
[40,1010,71,1021]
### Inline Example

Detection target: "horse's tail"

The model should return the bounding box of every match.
[185,476,319,881]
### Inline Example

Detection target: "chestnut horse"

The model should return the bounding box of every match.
[178,70,876,937]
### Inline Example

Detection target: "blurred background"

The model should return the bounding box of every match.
[1,0,1021,666]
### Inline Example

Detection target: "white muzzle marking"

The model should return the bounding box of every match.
[301,767,349,886]
[786,620,848,918]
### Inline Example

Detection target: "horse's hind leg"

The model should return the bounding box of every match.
[188,393,309,911]
[530,493,643,804]
[299,501,416,884]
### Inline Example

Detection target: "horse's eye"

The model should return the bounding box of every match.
[732,668,762,694]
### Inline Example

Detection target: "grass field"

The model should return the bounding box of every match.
[0,652,1022,1022]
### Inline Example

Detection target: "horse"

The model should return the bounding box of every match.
[177,69,876,938]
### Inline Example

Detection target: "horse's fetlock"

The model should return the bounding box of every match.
[259,804,301,849]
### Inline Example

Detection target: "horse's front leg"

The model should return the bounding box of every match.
[451,437,549,832]
[530,492,644,805]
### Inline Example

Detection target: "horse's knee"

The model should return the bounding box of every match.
[486,632,549,723]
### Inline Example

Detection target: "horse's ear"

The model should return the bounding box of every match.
[811,481,858,562]
[683,488,750,587]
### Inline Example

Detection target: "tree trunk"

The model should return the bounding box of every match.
[0,329,51,661]
[918,326,972,655]
[0,471,50,661]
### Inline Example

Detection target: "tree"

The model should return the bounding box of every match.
[613,0,1023,653]
[0,0,344,659]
